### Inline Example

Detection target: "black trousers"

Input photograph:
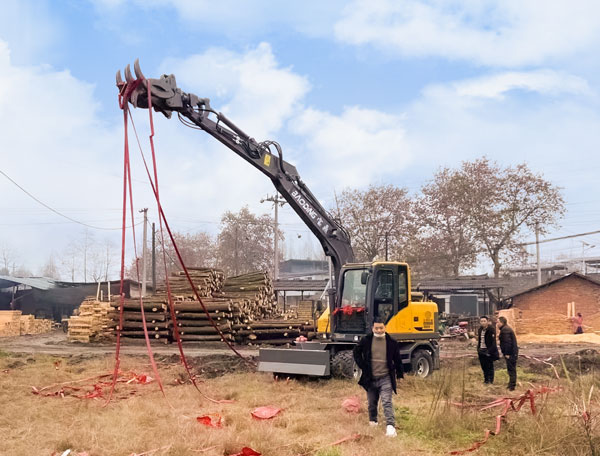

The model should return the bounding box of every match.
[478,353,495,383]
[505,355,517,389]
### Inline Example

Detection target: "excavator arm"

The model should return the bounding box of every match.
[117,60,354,293]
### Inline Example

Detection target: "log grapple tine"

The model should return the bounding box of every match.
[124,64,133,83]
[134,58,145,80]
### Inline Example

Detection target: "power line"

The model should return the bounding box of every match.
[0,168,140,231]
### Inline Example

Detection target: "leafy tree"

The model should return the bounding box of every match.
[332,184,413,262]
[216,206,282,276]
[459,158,565,277]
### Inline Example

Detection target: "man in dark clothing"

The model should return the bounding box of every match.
[498,316,518,391]
[353,317,404,438]
[477,316,499,384]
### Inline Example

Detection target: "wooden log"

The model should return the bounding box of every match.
[174,311,230,320]
[106,311,167,322]
[172,302,231,312]
[107,321,170,330]
[178,326,231,335]
[179,334,234,341]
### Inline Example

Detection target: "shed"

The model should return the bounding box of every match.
[508,272,600,335]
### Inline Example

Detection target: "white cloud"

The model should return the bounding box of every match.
[161,43,310,139]
[90,0,346,38]
[334,0,600,67]
[449,70,591,99]
[403,71,600,182]
[290,107,409,189]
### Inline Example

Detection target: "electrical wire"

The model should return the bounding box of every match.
[0,168,141,231]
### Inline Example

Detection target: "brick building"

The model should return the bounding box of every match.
[508,273,600,334]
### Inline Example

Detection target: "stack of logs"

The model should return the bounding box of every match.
[107,297,170,343]
[96,268,316,345]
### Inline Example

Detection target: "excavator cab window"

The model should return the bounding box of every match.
[398,268,409,311]
[374,268,394,323]
[340,269,368,307]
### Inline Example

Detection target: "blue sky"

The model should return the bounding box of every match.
[1,0,600,278]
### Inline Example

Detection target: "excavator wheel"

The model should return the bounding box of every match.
[331,350,361,380]
[410,349,433,378]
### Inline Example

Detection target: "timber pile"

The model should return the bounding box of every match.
[157,268,225,298]
[19,314,53,335]
[106,296,170,343]
[0,311,53,338]
[67,298,112,342]
[232,318,316,345]
[0,311,22,337]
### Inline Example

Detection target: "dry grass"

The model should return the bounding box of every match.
[0,348,599,456]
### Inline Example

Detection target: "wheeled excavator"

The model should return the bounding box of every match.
[116,60,440,378]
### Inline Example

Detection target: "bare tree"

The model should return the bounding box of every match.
[332,184,413,262]
[216,207,282,276]
[0,244,17,275]
[128,230,217,282]
[459,158,565,277]
[412,167,479,277]
[40,254,61,279]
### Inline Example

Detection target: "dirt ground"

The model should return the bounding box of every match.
[2,332,600,456]
[3,330,600,360]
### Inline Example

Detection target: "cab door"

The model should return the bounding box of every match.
[385,265,413,334]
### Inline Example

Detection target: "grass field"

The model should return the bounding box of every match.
[1,349,599,456]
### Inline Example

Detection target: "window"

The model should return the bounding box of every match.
[398,270,408,310]
[375,269,394,323]
[341,269,367,307]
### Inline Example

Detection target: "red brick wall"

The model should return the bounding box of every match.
[512,276,600,334]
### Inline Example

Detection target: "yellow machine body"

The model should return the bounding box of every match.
[316,261,438,337]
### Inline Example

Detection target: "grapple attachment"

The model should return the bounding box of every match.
[116,59,211,118]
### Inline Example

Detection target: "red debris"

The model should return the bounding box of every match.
[341,396,361,413]
[196,414,223,428]
[251,406,281,420]
[227,447,261,456]
[333,306,365,316]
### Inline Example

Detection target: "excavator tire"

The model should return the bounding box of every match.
[332,350,360,380]
[410,349,433,378]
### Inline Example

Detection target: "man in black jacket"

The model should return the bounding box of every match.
[477,316,499,384]
[498,316,518,391]
[353,317,404,438]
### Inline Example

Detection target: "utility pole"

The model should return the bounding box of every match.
[152,222,156,293]
[234,225,239,276]
[261,193,287,280]
[535,223,541,286]
[139,208,148,297]
[581,241,594,275]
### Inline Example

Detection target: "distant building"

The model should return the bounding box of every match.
[278,259,329,280]
[0,275,130,321]
[507,272,600,334]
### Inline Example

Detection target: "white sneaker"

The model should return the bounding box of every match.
[369,421,378,427]
[386,425,397,437]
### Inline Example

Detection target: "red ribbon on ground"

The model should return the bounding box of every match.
[197,414,223,428]
[251,406,282,420]
[341,396,361,413]
[227,448,261,456]
[449,386,560,455]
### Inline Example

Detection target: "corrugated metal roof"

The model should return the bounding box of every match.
[0,275,58,291]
